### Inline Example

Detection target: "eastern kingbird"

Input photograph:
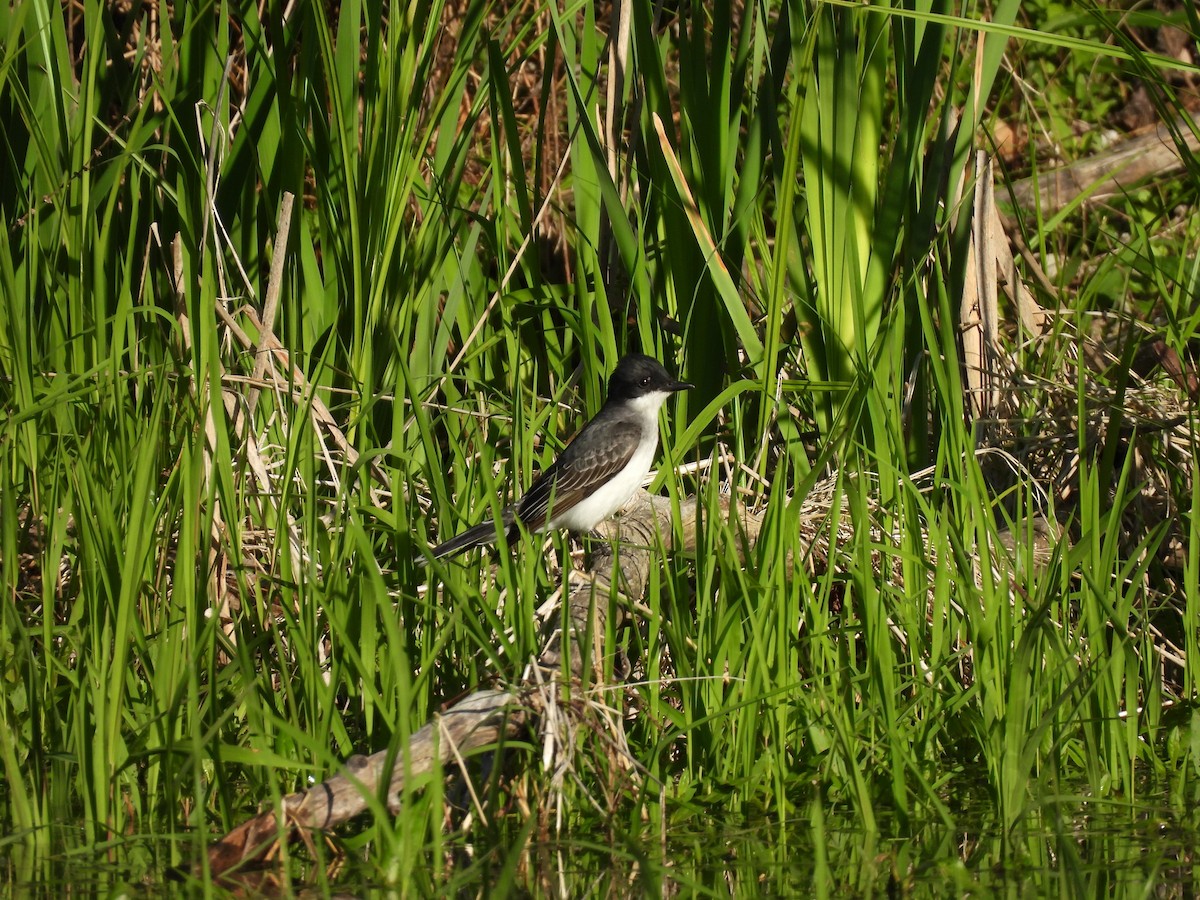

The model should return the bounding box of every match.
[423,354,692,563]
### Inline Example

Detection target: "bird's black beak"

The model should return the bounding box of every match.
[669,379,694,392]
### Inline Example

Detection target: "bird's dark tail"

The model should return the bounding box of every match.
[418,512,514,565]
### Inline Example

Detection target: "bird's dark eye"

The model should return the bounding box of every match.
[640,376,651,386]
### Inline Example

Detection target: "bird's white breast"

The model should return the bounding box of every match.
[546,390,668,531]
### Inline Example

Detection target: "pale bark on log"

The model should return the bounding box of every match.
[206,491,753,875]
[1003,110,1200,215]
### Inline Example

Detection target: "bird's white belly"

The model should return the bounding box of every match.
[547,437,657,531]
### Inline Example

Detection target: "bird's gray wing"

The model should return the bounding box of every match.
[515,419,641,530]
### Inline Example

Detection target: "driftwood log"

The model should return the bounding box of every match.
[205,491,755,876]
[1004,108,1200,215]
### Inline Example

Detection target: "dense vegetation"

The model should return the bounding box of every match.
[3,0,1200,892]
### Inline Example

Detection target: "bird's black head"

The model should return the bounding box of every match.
[607,353,694,402]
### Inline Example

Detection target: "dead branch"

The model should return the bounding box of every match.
[205,491,757,877]
[1003,109,1200,215]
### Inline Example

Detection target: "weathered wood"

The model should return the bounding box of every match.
[540,492,752,675]
[206,491,755,876]
[1004,109,1200,215]
[206,688,523,874]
